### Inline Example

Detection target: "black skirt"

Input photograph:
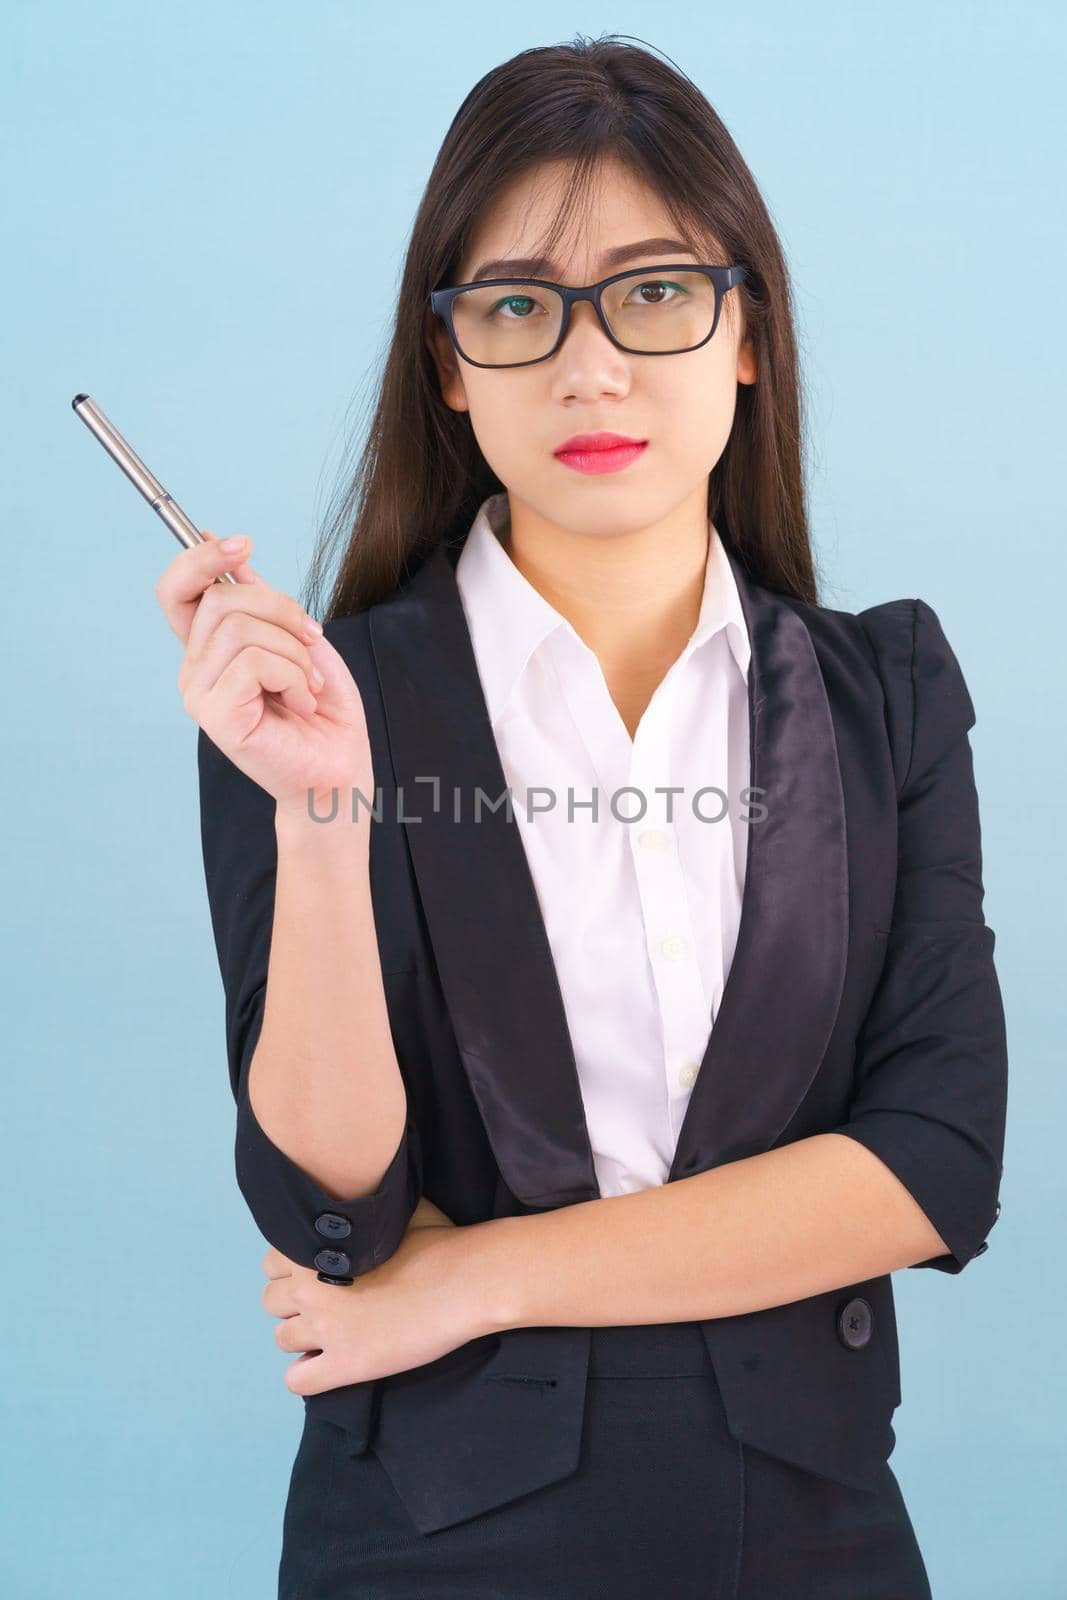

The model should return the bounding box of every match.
[278,1319,931,1599]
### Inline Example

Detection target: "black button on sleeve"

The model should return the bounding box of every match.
[315,1212,353,1240]
[233,1078,423,1275]
[314,1248,352,1276]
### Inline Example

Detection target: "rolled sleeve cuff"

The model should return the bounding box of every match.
[831,1112,1002,1274]
[233,1075,423,1278]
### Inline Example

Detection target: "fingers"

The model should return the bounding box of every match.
[184,553,322,664]
[261,1247,296,1279]
[179,609,325,715]
[164,530,326,727]
[263,1272,323,1356]
[155,528,259,645]
[263,1277,300,1316]
[190,642,320,734]
[276,1317,322,1354]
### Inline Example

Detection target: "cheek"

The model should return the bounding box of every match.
[464,385,530,474]
[648,362,738,473]
[686,337,740,410]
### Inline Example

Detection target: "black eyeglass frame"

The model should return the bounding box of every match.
[429,262,750,369]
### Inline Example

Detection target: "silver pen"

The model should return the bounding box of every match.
[71,393,237,585]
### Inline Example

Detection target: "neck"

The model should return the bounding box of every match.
[499,490,712,676]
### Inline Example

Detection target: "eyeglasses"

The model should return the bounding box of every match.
[429,263,749,369]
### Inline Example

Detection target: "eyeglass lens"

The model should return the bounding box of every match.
[450,269,719,365]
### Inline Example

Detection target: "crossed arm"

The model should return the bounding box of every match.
[429,1133,952,1334]
[222,601,1005,1368]
[373,598,1007,1331]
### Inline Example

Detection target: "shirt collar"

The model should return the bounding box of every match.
[689,507,752,683]
[454,491,751,730]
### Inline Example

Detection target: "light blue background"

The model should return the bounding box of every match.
[4,2,1063,1595]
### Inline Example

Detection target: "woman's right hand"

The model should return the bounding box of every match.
[156,531,374,822]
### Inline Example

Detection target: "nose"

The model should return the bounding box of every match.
[561,295,611,350]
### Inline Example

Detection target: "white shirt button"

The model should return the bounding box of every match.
[638,828,668,851]
[678,1061,701,1088]
[661,934,687,961]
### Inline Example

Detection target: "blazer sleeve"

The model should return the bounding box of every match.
[831,597,1008,1274]
[197,722,423,1279]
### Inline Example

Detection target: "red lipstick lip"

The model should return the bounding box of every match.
[554,432,646,454]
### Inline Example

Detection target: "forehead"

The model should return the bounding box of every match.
[460,158,692,279]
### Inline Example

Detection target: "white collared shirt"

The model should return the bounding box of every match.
[454,492,751,1197]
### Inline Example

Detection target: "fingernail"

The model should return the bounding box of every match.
[311,667,325,688]
[304,617,323,636]
[220,536,246,552]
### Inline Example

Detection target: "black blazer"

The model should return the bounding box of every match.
[197,532,1008,1536]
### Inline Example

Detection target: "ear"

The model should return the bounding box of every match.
[424,306,470,413]
[737,331,758,387]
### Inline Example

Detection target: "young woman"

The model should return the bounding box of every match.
[159,34,1008,1600]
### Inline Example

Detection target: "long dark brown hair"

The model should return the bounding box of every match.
[302,32,819,622]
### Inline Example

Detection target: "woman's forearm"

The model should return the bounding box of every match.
[246,806,408,1202]
[461,1133,949,1335]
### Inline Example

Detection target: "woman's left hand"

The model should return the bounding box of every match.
[261,1218,488,1396]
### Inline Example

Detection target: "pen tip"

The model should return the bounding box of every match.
[72,393,89,408]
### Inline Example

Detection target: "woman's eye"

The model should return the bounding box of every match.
[625,280,686,305]
[489,295,540,319]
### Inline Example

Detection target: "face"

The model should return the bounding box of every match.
[426,156,757,544]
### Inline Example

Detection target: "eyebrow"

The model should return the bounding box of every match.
[469,236,698,283]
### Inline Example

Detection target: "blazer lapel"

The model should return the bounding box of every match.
[668,541,849,1181]
[369,535,849,1210]
[370,549,599,1209]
